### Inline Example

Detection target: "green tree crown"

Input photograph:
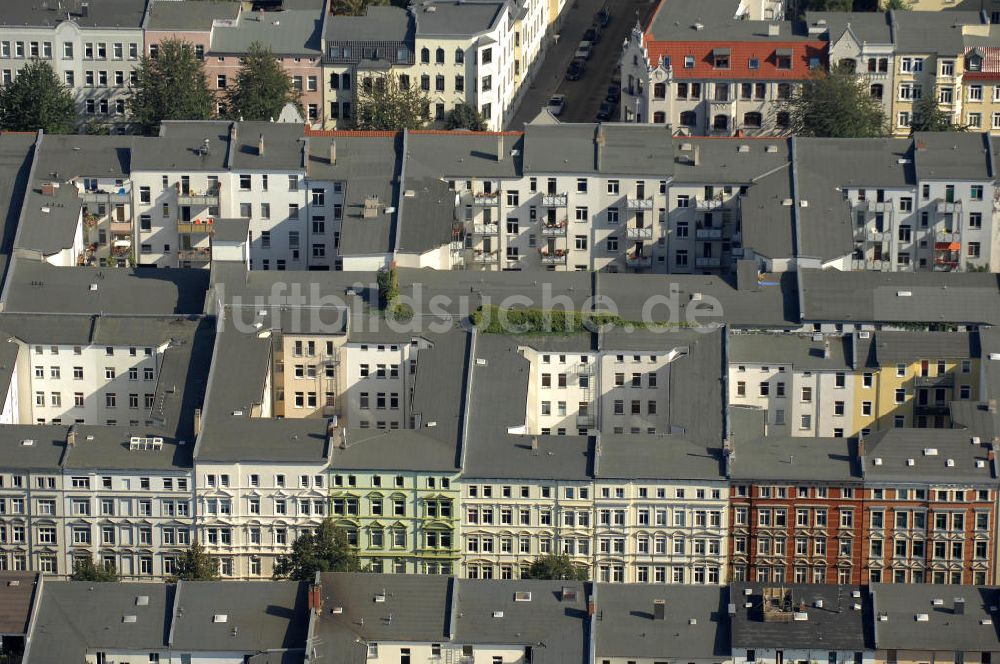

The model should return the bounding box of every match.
[0,59,76,134]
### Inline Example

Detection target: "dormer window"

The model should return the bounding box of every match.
[775,48,793,69]
[748,58,760,69]
[712,48,730,69]
[967,54,982,72]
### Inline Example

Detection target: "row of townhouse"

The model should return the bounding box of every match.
[0,0,561,132]
[9,120,1000,278]
[13,571,1000,664]
[620,0,1000,138]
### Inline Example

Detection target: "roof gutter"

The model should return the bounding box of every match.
[19,573,44,664]
[0,129,43,312]
[446,576,459,641]
[456,327,477,471]
[167,579,183,647]
[191,309,226,461]
[390,130,408,261]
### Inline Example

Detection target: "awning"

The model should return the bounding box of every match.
[775,48,793,56]
[935,242,960,250]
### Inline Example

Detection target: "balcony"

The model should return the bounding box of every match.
[473,250,499,264]
[177,247,211,262]
[177,218,215,234]
[914,374,955,388]
[936,230,961,243]
[626,226,653,239]
[109,220,132,234]
[695,198,724,211]
[471,191,500,207]
[177,185,220,207]
[541,221,567,236]
[473,223,499,235]
[576,414,595,428]
[695,256,721,268]
[851,258,891,271]
[540,249,567,265]
[626,253,652,269]
[542,193,568,207]
[936,200,962,213]
[915,402,950,416]
[696,226,722,240]
[83,189,130,205]
[866,201,892,212]
[865,230,891,242]
[626,197,654,210]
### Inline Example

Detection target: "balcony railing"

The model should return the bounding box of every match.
[914,375,955,388]
[626,226,653,239]
[541,222,567,236]
[542,193,568,207]
[576,414,595,428]
[695,198,724,210]
[695,256,721,268]
[626,254,652,269]
[866,231,891,242]
[177,247,211,262]
[83,190,130,204]
[471,191,500,207]
[177,218,215,234]
[626,197,654,210]
[540,250,567,265]
[473,250,499,264]
[866,201,892,212]
[109,221,132,234]
[915,402,950,416]
[936,230,961,243]
[851,258,890,271]
[473,223,499,235]
[177,185,220,206]
[936,200,962,213]
[696,227,722,240]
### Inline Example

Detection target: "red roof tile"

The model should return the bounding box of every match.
[644,40,827,79]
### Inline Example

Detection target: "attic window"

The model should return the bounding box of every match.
[748,58,760,69]
[712,49,730,69]
[20,439,33,446]
[514,591,532,602]
[136,595,149,606]
[775,48,793,69]
[213,614,228,623]
[123,615,137,623]
[684,55,695,68]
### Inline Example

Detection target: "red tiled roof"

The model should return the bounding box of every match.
[644,40,827,79]
[964,46,1000,79]
[304,129,399,137]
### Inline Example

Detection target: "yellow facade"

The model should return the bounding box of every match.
[890,53,963,136]
[854,357,979,432]
[272,333,343,418]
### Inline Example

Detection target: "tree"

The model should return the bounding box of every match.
[910,85,962,133]
[225,42,300,121]
[127,39,214,136]
[330,0,397,15]
[70,556,119,582]
[0,59,76,134]
[354,73,428,130]
[273,519,360,581]
[784,64,887,138]
[169,541,220,581]
[522,554,589,581]
[445,102,487,131]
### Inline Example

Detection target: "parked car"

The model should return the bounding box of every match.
[583,25,601,44]
[606,85,620,103]
[595,6,611,26]
[565,58,586,80]
[575,40,593,60]
[546,94,566,116]
[596,101,615,122]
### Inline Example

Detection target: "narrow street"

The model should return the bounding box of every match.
[506,0,658,129]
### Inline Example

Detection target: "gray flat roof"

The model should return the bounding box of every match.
[0,0,147,28]
[595,585,730,660]
[131,122,232,172]
[0,425,68,471]
[210,5,323,55]
[729,332,853,371]
[325,5,412,42]
[871,584,1000,651]
[146,0,241,31]
[647,0,809,41]
[522,123,674,176]
[806,12,893,44]
[867,330,980,364]
[798,269,1000,325]
[16,182,81,257]
[0,134,35,290]
[2,260,210,315]
[597,437,725,481]
[231,122,305,171]
[891,9,983,54]
[914,131,993,181]
[864,428,997,485]
[673,138,787,184]
[29,582,173,664]
[731,583,871,650]
[170,581,309,653]
[730,436,861,483]
[740,168,795,261]
[413,0,506,36]
[0,572,37,636]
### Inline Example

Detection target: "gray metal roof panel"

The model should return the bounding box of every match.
[597,438,726,481]
[210,6,323,55]
[523,123,674,176]
[891,10,983,54]
[871,584,1000,651]
[0,0,147,29]
[728,333,853,370]
[914,131,992,181]
[412,0,506,36]
[145,0,241,31]
[863,428,997,485]
[729,436,861,482]
[324,5,412,42]
[0,425,68,471]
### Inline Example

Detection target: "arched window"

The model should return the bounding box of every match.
[743,111,762,128]
[679,111,697,126]
[653,111,666,123]
[653,82,666,99]
[712,114,729,131]
[870,83,883,99]
[420,74,430,91]
[436,47,445,64]
[420,47,430,64]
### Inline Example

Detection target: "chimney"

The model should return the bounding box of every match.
[309,583,323,614]
[954,598,965,615]
[66,425,77,447]
[194,408,202,436]
[693,144,700,166]
[587,600,595,616]
[823,340,830,359]
[497,133,504,161]
[767,23,779,36]
[257,134,265,156]
[857,434,865,460]
[531,437,538,450]
[595,124,606,172]
[80,2,89,17]
[653,599,666,620]
[329,141,337,165]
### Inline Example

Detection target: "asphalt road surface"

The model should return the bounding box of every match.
[506,0,658,129]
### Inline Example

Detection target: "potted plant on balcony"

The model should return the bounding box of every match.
[84,212,100,228]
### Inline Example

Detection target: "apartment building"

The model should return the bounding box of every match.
[962,39,1000,133]
[619,0,823,134]
[862,429,997,586]
[0,0,146,130]
[322,0,546,131]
